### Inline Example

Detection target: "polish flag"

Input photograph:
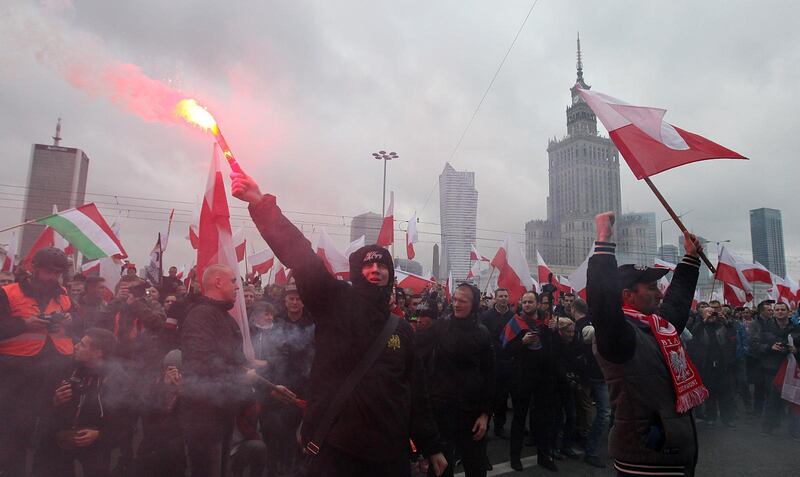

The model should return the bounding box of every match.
[740,261,773,285]
[248,248,275,276]
[396,269,435,295]
[723,282,748,307]
[577,86,747,179]
[444,271,454,303]
[274,266,288,286]
[466,259,481,280]
[770,274,799,306]
[233,227,247,263]
[406,210,418,260]
[470,244,490,262]
[715,247,753,302]
[536,251,565,298]
[654,258,677,271]
[21,226,56,271]
[567,251,593,300]
[1,232,18,272]
[188,202,200,250]
[491,236,534,305]
[176,265,186,280]
[377,191,394,247]
[196,145,253,359]
[317,227,350,279]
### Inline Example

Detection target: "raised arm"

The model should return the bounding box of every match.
[658,231,701,334]
[586,212,636,364]
[231,172,343,317]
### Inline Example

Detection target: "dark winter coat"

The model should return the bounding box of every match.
[248,194,442,461]
[750,318,800,373]
[480,306,515,362]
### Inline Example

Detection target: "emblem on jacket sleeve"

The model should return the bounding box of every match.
[387,334,401,350]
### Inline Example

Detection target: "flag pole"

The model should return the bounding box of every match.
[643,177,716,273]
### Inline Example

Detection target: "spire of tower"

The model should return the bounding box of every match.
[52,118,62,146]
[576,32,584,83]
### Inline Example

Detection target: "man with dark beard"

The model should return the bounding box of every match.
[0,247,74,476]
[230,171,447,477]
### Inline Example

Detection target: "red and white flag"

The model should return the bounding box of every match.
[577,86,747,179]
[715,247,753,302]
[740,261,773,285]
[377,191,394,247]
[21,226,56,271]
[406,210,418,260]
[346,235,366,257]
[274,266,288,286]
[232,227,247,263]
[396,269,435,295]
[568,251,593,300]
[248,248,275,276]
[1,232,18,272]
[491,236,534,304]
[444,271,454,303]
[723,282,748,307]
[196,145,253,359]
[470,244,490,262]
[536,251,566,297]
[654,258,677,271]
[317,227,350,279]
[770,274,799,306]
[466,259,481,280]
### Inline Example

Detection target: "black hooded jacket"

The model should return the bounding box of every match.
[248,194,442,461]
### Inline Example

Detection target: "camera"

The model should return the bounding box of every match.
[40,312,67,332]
[67,375,87,394]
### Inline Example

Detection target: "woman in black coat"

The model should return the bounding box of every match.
[417,283,495,477]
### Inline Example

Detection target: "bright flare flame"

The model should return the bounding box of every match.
[175,99,218,133]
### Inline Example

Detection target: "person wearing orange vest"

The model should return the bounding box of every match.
[0,247,74,476]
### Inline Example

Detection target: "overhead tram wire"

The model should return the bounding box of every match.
[417,0,542,216]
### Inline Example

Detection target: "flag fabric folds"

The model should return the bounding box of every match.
[21,226,55,270]
[501,315,531,348]
[715,247,753,302]
[377,191,394,247]
[196,145,253,359]
[406,210,418,260]
[317,227,351,279]
[491,236,534,305]
[577,86,747,179]
[248,248,275,276]
[396,269,435,295]
[35,203,127,261]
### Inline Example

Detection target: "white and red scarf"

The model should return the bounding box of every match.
[623,307,709,413]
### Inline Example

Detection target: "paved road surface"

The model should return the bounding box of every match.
[453,412,797,476]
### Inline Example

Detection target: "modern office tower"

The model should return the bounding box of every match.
[19,120,89,258]
[439,163,478,281]
[750,208,786,277]
[350,211,382,245]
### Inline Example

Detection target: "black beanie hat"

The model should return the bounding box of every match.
[348,244,395,287]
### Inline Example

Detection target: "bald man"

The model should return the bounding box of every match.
[179,264,261,477]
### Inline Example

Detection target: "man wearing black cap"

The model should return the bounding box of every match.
[0,247,74,475]
[231,172,447,476]
[587,212,706,477]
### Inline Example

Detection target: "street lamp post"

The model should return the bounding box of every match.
[659,210,692,260]
[372,150,398,216]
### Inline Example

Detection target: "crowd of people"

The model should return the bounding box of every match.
[1,184,799,477]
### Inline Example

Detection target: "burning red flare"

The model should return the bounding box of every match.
[175,98,243,173]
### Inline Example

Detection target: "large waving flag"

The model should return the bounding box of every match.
[395,269,435,294]
[577,86,747,179]
[536,251,566,297]
[317,227,350,279]
[406,210,418,260]
[740,261,773,285]
[233,227,247,263]
[501,315,531,348]
[567,251,593,300]
[34,203,126,261]
[470,244,490,262]
[21,227,55,271]
[248,248,275,275]
[197,145,253,359]
[377,191,394,247]
[491,236,534,304]
[715,247,753,302]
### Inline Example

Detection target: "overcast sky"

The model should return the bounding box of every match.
[1,0,797,277]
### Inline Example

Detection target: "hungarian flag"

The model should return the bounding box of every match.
[396,269,435,294]
[491,236,534,305]
[715,247,753,302]
[317,227,350,279]
[1,232,17,272]
[377,191,394,247]
[21,226,55,271]
[196,145,253,359]
[654,258,677,271]
[34,203,126,261]
[248,248,275,276]
[406,210,418,260]
[577,86,747,179]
